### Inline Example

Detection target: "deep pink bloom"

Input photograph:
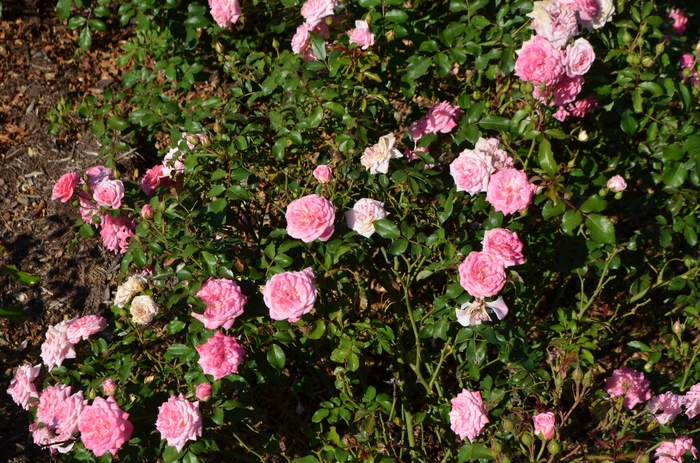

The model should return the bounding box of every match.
[156,394,202,452]
[141,165,167,195]
[263,268,317,322]
[459,251,507,298]
[606,175,627,192]
[34,384,85,453]
[79,396,133,457]
[313,165,332,183]
[533,412,556,439]
[102,379,117,396]
[449,389,489,442]
[450,149,495,195]
[348,20,375,50]
[649,392,684,425]
[515,35,566,86]
[603,367,652,409]
[564,38,595,77]
[195,383,212,401]
[567,95,598,117]
[482,228,524,267]
[7,364,41,410]
[196,331,246,380]
[300,0,339,27]
[66,315,107,344]
[685,383,700,419]
[93,179,124,209]
[100,214,135,254]
[192,278,247,330]
[486,168,537,216]
[52,172,79,202]
[655,436,698,463]
[285,194,335,242]
[41,320,77,371]
[209,0,241,28]
[668,8,687,35]
[553,106,569,121]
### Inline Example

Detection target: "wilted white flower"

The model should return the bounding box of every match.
[130,295,159,325]
[114,275,148,308]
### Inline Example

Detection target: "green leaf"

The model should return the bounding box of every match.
[541,200,566,220]
[620,109,638,135]
[311,409,329,423]
[358,0,381,6]
[579,195,608,213]
[88,18,106,32]
[78,26,92,50]
[305,106,324,128]
[0,306,27,321]
[585,214,616,244]
[631,88,643,113]
[478,114,511,132]
[537,138,557,177]
[310,32,326,60]
[466,102,485,123]
[3,265,41,285]
[561,210,582,235]
[458,443,494,462]
[185,15,210,28]
[662,162,688,188]
[167,319,186,335]
[388,239,409,255]
[372,219,400,239]
[385,9,408,23]
[200,251,218,275]
[67,16,86,29]
[267,344,286,371]
[406,56,432,81]
[56,0,71,20]
[627,341,651,352]
[106,116,129,131]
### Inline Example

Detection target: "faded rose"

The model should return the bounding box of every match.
[41,320,77,371]
[579,0,614,30]
[685,383,700,419]
[291,22,312,54]
[156,394,202,452]
[564,38,595,77]
[603,367,652,409]
[459,251,507,298]
[300,0,338,27]
[100,213,134,254]
[7,364,41,410]
[450,149,495,195]
[482,228,524,267]
[285,194,335,242]
[649,392,684,425]
[455,297,509,326]
[209,0,241,28]
[528,0,578,48]
[85,165,114,189]
[79,396,133,457]
[486,168,536,216]
[66,315,107,343]
[51,172,79,202]
[34,384,85,453]
[192,278,247,330]
[533,412,556,439]
[93,179,125,209]
[264,268,317,322]
[114,274,148,308]
[668,8,687,35]
[196,331,246,380]
[361,133,403,174]
[345,198,389,238]
[129,295,159,325]
[449,389,489,442]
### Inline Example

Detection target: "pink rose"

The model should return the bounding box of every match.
[41,320,77,371]
[93,179,125,209]
[654,436,698,463]
[564,38,595,77]
[7,364,41,410]
[161,147,185,177]
[66,315,107,343]
[196,331,246,380]
[561,0,600,22]
[534,75,583,106]
[606,175,626,192]
[85,165,114,189]
[195,383,212,401]
[533,412,556,440]
[603,367,652,409]
[209,0,241,28]
[291,22,312,54]
[649,392,684,425]
[192,278,247,330]
[681,54,696,70]
[449,389,489,442]
[285,194,335,242]
[679,54,700,87]
[79,396,133,457]
[685,383,700,419]
[348,20,375,50]
[528,1,578,48]
[102,379,117,396]
[486,168,536,216]
[456,297,509,326]
[474,137,513,171]
[100,213,134,254]
[515,35,566,86]
[450,149,495,195]
[51,172,79,202]
[482,228,524,267]
[669,8,687,35]
[264,268,317,322]
[33,384,85,453]
[567,95,598,117]
[141,165,166,195]
[79,195,100,224]
[300,0,339,27]
[141,204,154,220]
[156,394,202,452]
[459,251,507,298]
[345,198,389,238]
[553,106,569,122]
[313,165,332,183]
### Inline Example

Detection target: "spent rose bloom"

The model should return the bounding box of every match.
[528,0,579,48]
[196,331,246,380]
[607,175,627,192]
[459,251,507,298]
[668,8,687,35]
[654,436,698,463]
[140,165,167,196]
[66,315,107,344]
[561,0,600,21]
[130,295,159,325]
[291,22,313,54]
[449,389,489,442]
[533,412,556,439]
[52,172,79,202]
[100,213,134,254]
[567,95,598,117]
[348,20,375,50]
[85,165,114,189]
[515,35,566,86]
[300,0,339,27]
[156,394,202,452]
[604,367,652,409]
[456,297,509,326]
[361,133,403,174]
[192,278,247,330]
[209,0,241,28]
[264,268,317,322]
[424,101,462,134]
[195,383,212,401]
[79,396,133,457]
[93,179,125,209]
[450,149,495,195]
[553,106,570,122]
[474,137,513,171]
[41,319,77,371]
[345,198,389,238]
[486,168,537,216]
[649,392,684,425]
[579,0,614,30]
[564,38,595,77]
[7,364,41,410]
[114,274,148,308]
[102,379,117,396]
[34,384,85,453]
[313,165,332,183]
[285,194,335,242]
[482,228,524,267]
[685,383,700,419]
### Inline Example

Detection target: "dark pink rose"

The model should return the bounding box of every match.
[51,172,79,202]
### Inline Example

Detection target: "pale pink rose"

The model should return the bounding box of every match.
[313,165,332,183]
[567,95,598,117]
[291,22,312,54]
[515,35,566,86]
[459,251,507,298]
[654,436,698,463]
[161,147,185,177]
[66,315,107,343]
[156,394,202,452]
[196,330,246,380]
[455,297,508,326]
[130,295,159,325]
[100,213,134,254]
[449,389,489,442]
[345,198,389,238]
[79,396,133,457]
[141,165,167,195]
[649,392,684,425]
[553,106,569,121]
[424,101,462,134]
[7,364,41,410]
[285,194,335,242]
[603,367,652,409]
[33,384,85,453]
[474,137,513,171]
[533,412,556,439]
[685,383,700,419]
[93,179,124,209]
[669,8,687,35]
[102,379,117,396]
[348,20,374,50]
[486,168,537,216]
[51,172,79,202]
[141,204,154,220]
[564,38,595,77]
[482,228,524,267]
[450,149,495,195]
[41,320,77,371]
[561,0,600,22]
[408,118,428,142]
[300,0,339,27]
[607,175,627,192]
[534,75,584,106]
[361,133,403,174]
[264,268,317,322]
[192,278,247,330]
[85,165,114,189]
[579,0,614,30]
[528,0,578,48]
[195,383,212,401]
[79,195,101,224]
[209,0,241,28]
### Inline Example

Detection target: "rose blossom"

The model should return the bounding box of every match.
[102,379,117,396]
[192,278,247,330]
[534,75,584,106]
[52,172,79,202]
[156,394,202,452]
[264,268,317,322]
[7,364,41,410]
[141,165,167,195]
[313,165,332,183]
[129,295,159,325]
[668,8,687,35]
[515,35,566,86]
[41,319,77,371]
[348,20,375,50]
[567,95,598,117]
[79,195,100,224]
[579,0,614,30]
[79,396,133,457]
[141,204,154,220]
[33,384,85,453]
[361,133,403,174]
[456,297,508,326]
[161,147,185,177]
[533,412,556,439]
[654,436,698,463]
[564,38,595,77]
[680,54,700,87]
[475,137,513,170]
[607,175,627,192]
[114,274,148,308]
[66,315,107,343]
[482,228,524,267]
[85,165,114,189]
[93,179,125,209]
[100,213,134,254]
[195,383,212,401]
[291,22,312,54]
[345,198,389,238]
[209,0,241,28]
[449,389,489,442]
[561,0,600,22]
[300,0,339,27]
[685,383,700,419]
[528,0,578,48]
[486,168,537,216]
[459,251,507,298]
[553,106,569,122]
[285,194,335,242]
[649,392,684,425]
[196,331,246,380]
[603,367,652,409]
[450,149,495,195]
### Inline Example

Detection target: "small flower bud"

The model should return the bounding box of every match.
[195,383,212,401]
[102,379,117,396]
[502,418,515,432]
[644,362,653,372]
[492,441,503,453]
[572,366,583,384]
[141,204,153,220]
[622,32,634,44]
[215,42,224,54]
[642,57,653,68]
[655,42,665,55]
[213,122,223,134]
[500,457,511,463]
[672,320,685,335]
[548,440,561,455]
[521,82,534,94]
[521,433,533,446]
[578,130,589,142]
[627,54,641,66]
[186,134,200,147]
[614,191,623,200]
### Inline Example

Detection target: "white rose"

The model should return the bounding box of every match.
[345,198,389,238]
[114,275,148,308]
[130,295,159,325]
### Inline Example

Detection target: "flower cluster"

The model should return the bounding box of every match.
[406,101,462,161]
[291,0,338,61]
[40,315,107,371]
[141,134,204,196]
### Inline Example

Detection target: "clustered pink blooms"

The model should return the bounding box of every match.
[685,383,700,419]
[679,54,699,88]
[607,175,627,192]
[196,330,246,380]
[291,0,338,60]
[7,364,41,410]
[649,392,684,425]
[41,316,107,371]
[668,8,687,36]
[361,133,403,174]
[79,396,134,457]
[533,412,556,440]
[603,367,652,410]
[156,394,202,452]
[192,278,247,330]
[285,194,335,242]
[32,384,85,453]
[141,133,200,196]
[313,165,332,183]
[263,268,317,322]
[406,101,462,160]
[208,0,241,28]
[348,20,375,50]
[654,436,698,463]
[345,198,389,238]
[449,389,489,442]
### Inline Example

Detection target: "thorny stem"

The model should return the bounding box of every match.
[576,248,619,320]
[403,283,432,394]
[427,343,450,398]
